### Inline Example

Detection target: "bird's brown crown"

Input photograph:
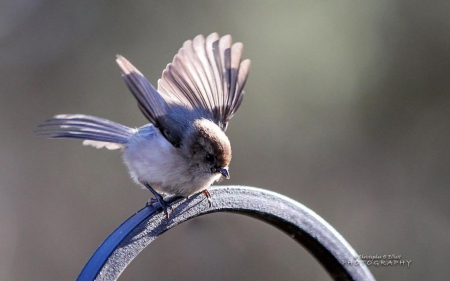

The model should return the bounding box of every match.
[185,119,231,168]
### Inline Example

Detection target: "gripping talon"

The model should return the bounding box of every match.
[202,189,212,207]
[146,198,158,206]
[140,179,172,220]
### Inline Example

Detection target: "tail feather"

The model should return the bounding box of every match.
[36,114,135,148]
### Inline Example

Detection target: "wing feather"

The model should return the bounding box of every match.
[158,33,250,131]
[115,33,250,138]
[116,55,168,126]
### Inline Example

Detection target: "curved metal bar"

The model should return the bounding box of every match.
[77,186,375,281]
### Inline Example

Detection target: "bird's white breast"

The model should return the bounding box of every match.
[122,125,219,197]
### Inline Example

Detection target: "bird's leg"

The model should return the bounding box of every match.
[202,189,212,207]
[139,179,172,220]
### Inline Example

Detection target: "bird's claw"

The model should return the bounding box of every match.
[146,196,173,220]
[202,189,212,208]
[141,179,173,220]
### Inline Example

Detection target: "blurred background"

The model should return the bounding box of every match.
[1,0,449,280]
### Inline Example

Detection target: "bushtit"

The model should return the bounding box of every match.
[37,33,250,218]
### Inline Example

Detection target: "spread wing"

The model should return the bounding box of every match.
[116,33,250,146]
[157,33,251,131]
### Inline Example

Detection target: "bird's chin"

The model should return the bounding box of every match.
[215,175,225,183]
[212,173,223,183]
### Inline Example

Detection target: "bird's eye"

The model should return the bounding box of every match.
[205,153,215,162]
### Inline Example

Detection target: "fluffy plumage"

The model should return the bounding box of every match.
[36,33,250,199]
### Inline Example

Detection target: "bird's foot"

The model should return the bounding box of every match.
[146,198,158,206]
[140,179,173,220]
[202,189,212,207]
[148,193,173,220]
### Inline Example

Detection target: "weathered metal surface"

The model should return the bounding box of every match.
[78,186,375,281]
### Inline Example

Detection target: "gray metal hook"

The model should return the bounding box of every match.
[78,186,375,281]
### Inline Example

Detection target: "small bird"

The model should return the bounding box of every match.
[36,33,251,218]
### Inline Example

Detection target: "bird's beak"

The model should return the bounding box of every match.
[219,167,230,179]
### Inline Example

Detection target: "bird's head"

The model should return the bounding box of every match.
[182,119,231,180]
